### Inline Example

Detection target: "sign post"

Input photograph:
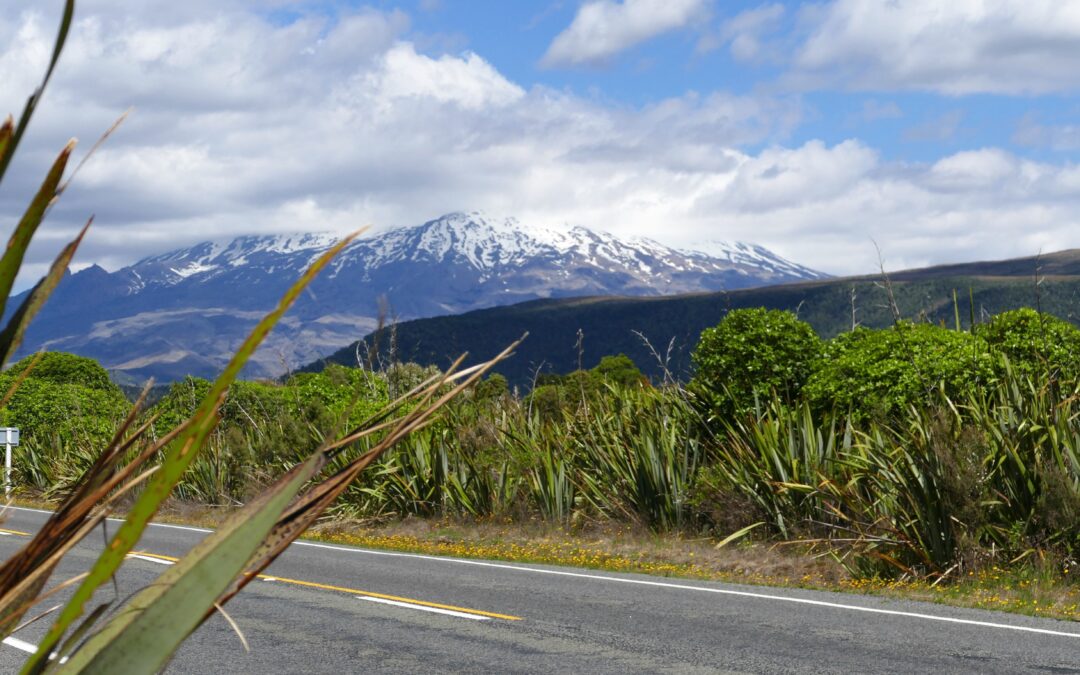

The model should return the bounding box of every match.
[1,428,19,498]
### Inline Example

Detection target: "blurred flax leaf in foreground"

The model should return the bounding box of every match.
[0,3,520,672]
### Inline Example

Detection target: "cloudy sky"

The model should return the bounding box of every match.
[3,0,1080,287]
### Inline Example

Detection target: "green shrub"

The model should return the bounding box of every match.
[803,323,993,419]
[383,362,442,398]
[151,377,213,433]
[286,363,388,427]
[591,353,646,387]
[524,355,644,418]
[0,362,129,450]
[977,308,1080,381]
[472,373,509,401]
[691,308,821,412]
[150,366,391,496]
[525,372,596,420]
[7,351,116,392]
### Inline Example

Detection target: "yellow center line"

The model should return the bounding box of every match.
[0,527,30,536]
[128,550,522,621]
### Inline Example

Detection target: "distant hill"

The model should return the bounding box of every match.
[307,249,1080,386]
[7,212,825,382]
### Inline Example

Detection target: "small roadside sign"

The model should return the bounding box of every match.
[2,427,19,497]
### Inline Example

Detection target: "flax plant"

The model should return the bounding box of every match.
[0,6,521,672]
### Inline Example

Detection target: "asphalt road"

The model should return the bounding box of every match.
[0,506,1078,674]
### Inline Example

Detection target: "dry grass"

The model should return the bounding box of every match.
[311,516,844,584]
[305,517,1080,622]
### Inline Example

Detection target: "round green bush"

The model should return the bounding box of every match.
[976,308,1080,381]
[803,323,994,419]
[473,373,509,401]
[691,308,822,411]
[7,351,116,392]
[0,355,130,449]
[591,354,646,388]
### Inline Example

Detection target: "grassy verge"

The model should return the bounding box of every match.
[310,521,1080,622]
[9,495,1077,623]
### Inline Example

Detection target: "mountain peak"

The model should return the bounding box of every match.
[358,211,572,271]
[15,212,827,382]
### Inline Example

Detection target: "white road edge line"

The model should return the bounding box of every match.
[360,552,1080,640]
[358,596,488,621]
[127,553,174,565]
[7,506,1080,639]
[2,636,38,654]
[2,506,215,534]
[2,636,68,663]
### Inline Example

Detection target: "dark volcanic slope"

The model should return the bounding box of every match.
[884,249,1080,281]
[311,249,1080,386]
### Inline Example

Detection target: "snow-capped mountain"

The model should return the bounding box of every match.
[120,233,339,292]
[9,212,827,381]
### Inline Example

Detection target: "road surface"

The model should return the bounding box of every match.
[0,506,1077,673]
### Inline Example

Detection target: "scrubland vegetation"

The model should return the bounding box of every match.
[11,306,1080,589]
[1,8,1076,668]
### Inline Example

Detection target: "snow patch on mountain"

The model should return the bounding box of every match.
[11,211,828,382]
[687,240,826,280]
[119,212,827,291]
[170,261,217,279]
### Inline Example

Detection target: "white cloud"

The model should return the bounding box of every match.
[366,44,524,110]
[698,3,784,61]
[924,148,1027,193]
[717,140,879,212]
[684,142,1080,275]
[541,0,710,68]
[793,0,1080,95]
[3,1,1080,289]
